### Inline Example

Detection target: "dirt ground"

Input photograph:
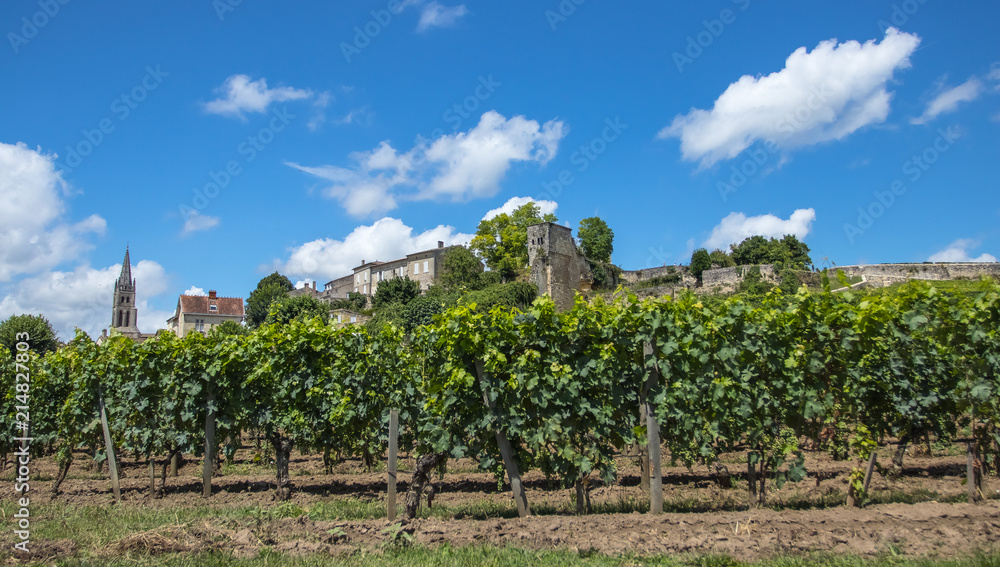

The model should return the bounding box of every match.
[2,441,998,562]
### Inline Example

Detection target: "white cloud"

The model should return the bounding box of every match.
[270,217,474,283]
[482,196,558,221]
[0,142,106,281]
[183,286,207,296]
[417,2,468,31]
[659,28,920,167]
[703,208,816,250]
[287,110,566,217]
[992,112,1000,124]
[928,239,997,263]
[911,78,984,125]
[181,210,220,235]
[0,260,172,340]
[204,75,313,120]
[988,62,1000,88]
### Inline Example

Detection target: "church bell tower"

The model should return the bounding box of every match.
[111,247,140,336]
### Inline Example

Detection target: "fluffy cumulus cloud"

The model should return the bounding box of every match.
[0,260,172,340]
[703,208,816,250]
[287,110,565,217]
[928,239,998,263]
[659,28,920,167]
[0,142,106,282]
[912,78,984,125]
[417,2,468,31]
[270,218,474,283]
[482,196,558,221]
[181,210,220,235]
[183,286,207,296]
[204,75,315,119]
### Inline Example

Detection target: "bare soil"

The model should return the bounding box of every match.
[2,441,998,562]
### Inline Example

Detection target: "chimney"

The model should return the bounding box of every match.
[361,259,365,266]
[437,241,444,248]
[208,290,217,299]
[312,280,317,290]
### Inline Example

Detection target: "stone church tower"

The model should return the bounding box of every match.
[111,247,140,338]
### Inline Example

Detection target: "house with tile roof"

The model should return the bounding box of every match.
[166,289,245,338]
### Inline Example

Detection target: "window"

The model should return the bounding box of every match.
[363,284,367,294]
[350,316,357,323]
[364,272,368,282]
[210,304,217,311]
[414,262,420,274]
[423,260,429,272]
[195,319,204,333]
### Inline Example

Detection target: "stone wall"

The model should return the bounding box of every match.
[620,265,696,287]
[833,263,1000,288]
[701,264,778,292]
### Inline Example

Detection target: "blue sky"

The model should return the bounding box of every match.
[1,0,998,339]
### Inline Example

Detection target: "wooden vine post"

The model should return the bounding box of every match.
[643,343,663,514]
[202,382,217,498]
[387,409,399,520]
[97,385,121,503]
[967,441,980,504]
[475,360,530,517]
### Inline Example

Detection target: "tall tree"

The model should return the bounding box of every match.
[577,217,614,263]
[0,314,58,354]
[709,249,736,268]
[470,202,556,282]
[246,272,294,328]
[690,248,712,280]
[372,276,421,310]
[440,247,486,291]
[265,295,330,325]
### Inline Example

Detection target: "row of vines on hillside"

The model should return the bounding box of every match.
[1,279,998,514]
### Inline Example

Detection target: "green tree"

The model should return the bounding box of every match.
[440,246,485,291]
[690,248,712,280]
[470,202,556,282]
[709,248,736,268]
[577,217,614,263]
[730,236,771,266]
[246,273,294,328]
[209,320,250,337]
[0,314,58,354]
[264,294,330,326]
[330,291,368,312]
[372,276,421,310]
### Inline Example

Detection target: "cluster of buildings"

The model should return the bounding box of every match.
[103,241,464,341]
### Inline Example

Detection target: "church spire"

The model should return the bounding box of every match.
[117,246,134,289]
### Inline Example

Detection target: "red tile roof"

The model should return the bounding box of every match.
[178,295,245,317]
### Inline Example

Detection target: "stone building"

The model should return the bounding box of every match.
[166,290,245,338]
[292,241,470,305]
[527,222,593,311]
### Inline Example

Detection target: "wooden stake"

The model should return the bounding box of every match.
[475,360,530,517]
[97,386,121,503]
[862,450,878,496]
[643,343,663,514]
[202,388,216,498]
[387,409,399,521]
[170,452,180,477]
[967,441,978,504]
